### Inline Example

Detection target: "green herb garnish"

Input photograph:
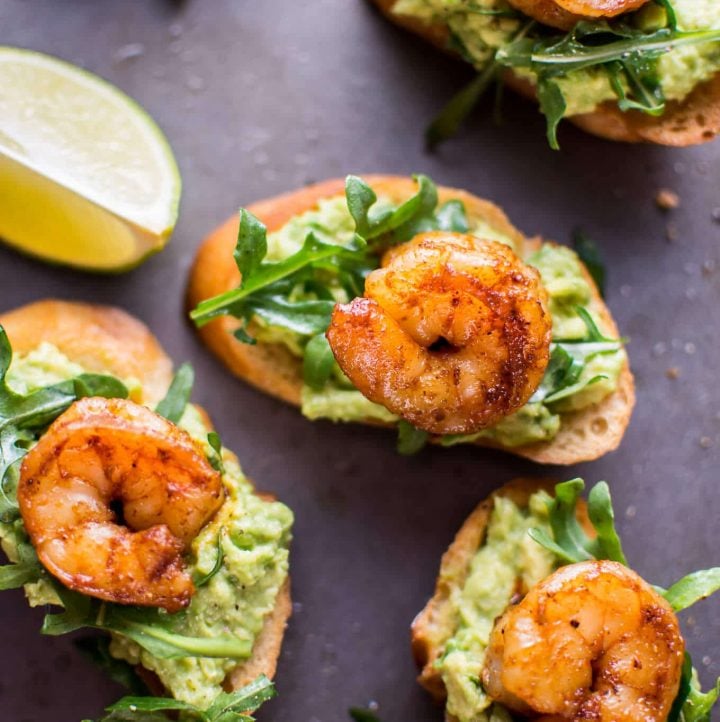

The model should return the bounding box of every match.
[396,420,430,456]
[349,708,382,722]
[90,674,276,722]
[155,363,194,423]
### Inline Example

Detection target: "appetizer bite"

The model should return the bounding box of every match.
[368,0,720,147]
[413,478,720,721]
[189,175,634,464]
[0,300,293,715]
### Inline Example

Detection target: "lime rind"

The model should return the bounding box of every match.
[0,46,181,272]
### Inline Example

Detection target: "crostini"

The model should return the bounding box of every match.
[189,174,634,464]
[413,477,720,721]
[369,0,720,147]
[0,300,293,715]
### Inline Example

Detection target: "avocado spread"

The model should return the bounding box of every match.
[392,0,720,116]
[261,194,626,447]
[0,344,293,709]
[438,492,556,722]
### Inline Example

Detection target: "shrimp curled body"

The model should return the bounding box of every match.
[483,560,685,722]
[506,0,648,30]
[18,397,224,612]
[327,233,552,435]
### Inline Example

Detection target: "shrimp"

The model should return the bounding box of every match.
[506,0,648,30]
[18,397,224,613]
[326,232,552,435]
[482,560,685,722]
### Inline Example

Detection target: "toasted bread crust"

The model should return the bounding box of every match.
[188,176,634,465]
[0,299,291,693]
[369,0,720,146]
[411,478,593,713]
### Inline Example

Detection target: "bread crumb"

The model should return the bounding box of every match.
[665,367,680,380]
[656,188,680,210]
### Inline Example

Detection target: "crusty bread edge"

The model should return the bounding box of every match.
[369,0,720,146]
[410,477,593,718]
[0,299,291,693]
[187,176,635,465]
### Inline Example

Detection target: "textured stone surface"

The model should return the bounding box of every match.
[0,1,718,719]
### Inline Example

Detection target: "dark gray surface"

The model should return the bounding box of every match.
[1,1,719,720]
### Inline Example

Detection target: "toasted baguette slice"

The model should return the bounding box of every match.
[0,299,291,694]
[369,0,720,146]
[411,477,593,719]
[188,176,634,465]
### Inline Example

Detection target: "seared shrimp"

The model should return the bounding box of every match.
[483,560,684,721]
[326,233,552,435]
[507,0,648,30]
[18,397,224,612]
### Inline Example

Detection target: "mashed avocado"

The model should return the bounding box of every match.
[0,345,293,709]
[438,492,556,722]
[260,193,625,447]
[392,0,720,116]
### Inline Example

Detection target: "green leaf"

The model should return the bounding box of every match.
[73,374,130,400]
[426,61,499,149]
[544,478,595,563]
[683,675,720,722]
[194,529,225,588]
[572,231,606,298]
[191,231,363,327]
[0,558,42,589]
[586,481,627,564]
[98,676,275,722]
[234,209,268,281]
[668,654,694,722]
[396,421,429,456]
[155,363,194,423]
[349,709,382,722]
[435,200,469,233]
[663,568,720,612]
[42,582,252,660]
[244,295,335,337]
[536,78,565,150]
[346,175,384,238]
[205,675,277,719]
[527,527,581,565]
[303,333,336,389]
[74,636,150,696]
[207,432,225,474]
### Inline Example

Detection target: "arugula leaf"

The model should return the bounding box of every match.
[586,481,627,565]
[682,674,720,722]
[345,174,439,246]
[663,568,720,613]
[243,295,335,336]
[536,78,566,150]
[194,529,225,588]
[99,675,276,722]
[75,636,150,696]
[396,420,429,456]
[572,231,606,297]
[43,582,252,660]
[207,432,225,474]
[233,209,268,281]
[435,200,470,233]
[155,363,194,423]
[530,307,623,405]
[0,530,43,589]
[190,211,365,336]
[426,61,500,150]
[303,333,336,389]
[349,709,382,722]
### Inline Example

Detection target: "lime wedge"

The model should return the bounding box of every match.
[0,47,181,271]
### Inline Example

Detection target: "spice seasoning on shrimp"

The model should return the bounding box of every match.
[412,478,720,722]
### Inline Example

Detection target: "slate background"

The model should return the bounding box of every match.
[0,1,719,720]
